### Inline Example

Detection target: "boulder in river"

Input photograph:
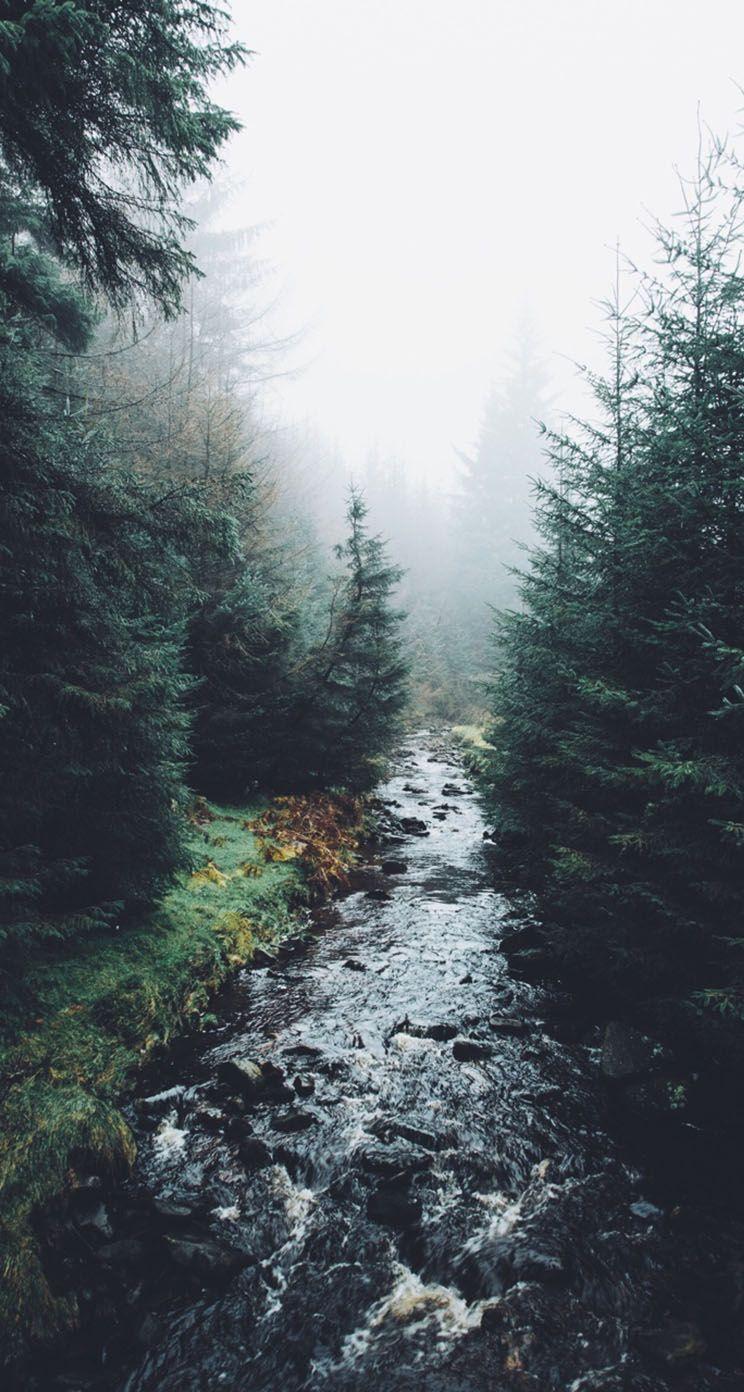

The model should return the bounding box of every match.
[217,1056,294,1103]
[381,858,408,875]
[453,1037,492,1062]
[441,783,465,796]
[151,1196,200,1226]
[271,1107,318,1133]
[391,1017,458,1042]
[399,817,429,836]
[359,1141,432,1179]
[163,1234,251,1283]
[389,1121,445,1151]
[488,1016,531,1036]
[293,1073,315,1098]
[343,957,367,971]
[600,1021,657,1080]
[367,1186,422,1231]
[239,1136,273,1170]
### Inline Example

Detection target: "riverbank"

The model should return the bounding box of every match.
[0,792,364,1354]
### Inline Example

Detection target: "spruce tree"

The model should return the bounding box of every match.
[488,149,744,1027]
[287,490,409,791]
[0,340,193,957]
[0,1,245,962]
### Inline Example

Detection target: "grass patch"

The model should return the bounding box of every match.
[451,722,495,778]
[0,793,362,1351]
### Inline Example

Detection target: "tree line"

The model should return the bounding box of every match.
[0,2,407,977]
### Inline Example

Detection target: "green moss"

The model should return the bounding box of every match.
[0,798,308,1350]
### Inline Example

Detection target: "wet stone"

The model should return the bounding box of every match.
[239,1136,272,1170]
[217,1056,294,1103]
[389,1121,444,1151]
[293,1073,315,1098]
[381,858,408,875]
[391,1017,458,1041]
[151,1197,198,1225]
[358,1141,432,1178]
[488,1015,531,1036]
[162,1234,251,1283]
[453,1037,493,1062]
[343,957,367,971]
[281,1043,324,1059]
[399,816,429,836]
[271,1108,318,1133]
[366,1187,422,1231]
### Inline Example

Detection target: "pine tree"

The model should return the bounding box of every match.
[0,340,194,958]
[0,2,245,962]
[488,148,744,1031]
[286,490,409,791]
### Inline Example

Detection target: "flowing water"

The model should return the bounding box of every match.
[23,736,742,1391]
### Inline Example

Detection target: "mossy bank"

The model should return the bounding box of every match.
[0,792,364,1355]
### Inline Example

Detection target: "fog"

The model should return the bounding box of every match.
[220,0,744,484]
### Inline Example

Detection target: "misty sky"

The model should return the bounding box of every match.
[221,1,744,485]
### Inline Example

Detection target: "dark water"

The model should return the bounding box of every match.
[24,736,742,1390]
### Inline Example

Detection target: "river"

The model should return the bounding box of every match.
[22,734,739,1391]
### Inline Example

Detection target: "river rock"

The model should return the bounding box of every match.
[390,1121,444,1151]
[381,858,408,875]
[367,1186,422,1231]
[239,1136,272,1170]
[359,1141,432,1178]
[453,1038,492,1062]
[217,1056,294,1103]
[399,817,429,836]
[293,1073,315,1098]
[151,1197,199,1225]
[343,957,367,971]
[392,1017,458,1041]
[600,1021,657,1080]
[282,1043,324,1059]
[441,783,464,796]
[192,1103,225,1133]
[163,1234,250,1283]
[271,1107,318,1133]
[488,1016,530,1036]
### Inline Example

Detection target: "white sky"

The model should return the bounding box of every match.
[220,1,744,484]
